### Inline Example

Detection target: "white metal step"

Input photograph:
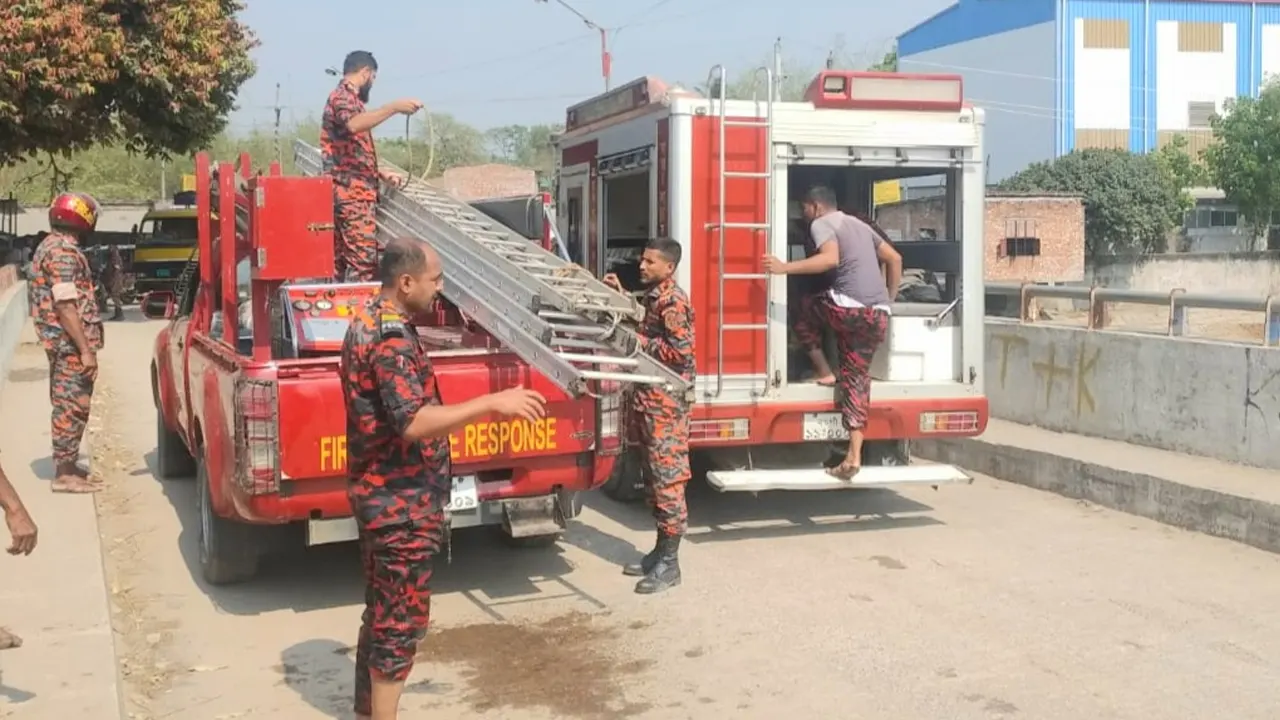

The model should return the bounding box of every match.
[704,464,973,493]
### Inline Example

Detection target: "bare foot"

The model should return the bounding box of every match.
[51,476,101,494]
[813,375,837,386]
[57,462,90,478]
[826,460,861,480]
[0,627,22,650]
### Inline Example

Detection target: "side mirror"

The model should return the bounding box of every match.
[140,291,176,320]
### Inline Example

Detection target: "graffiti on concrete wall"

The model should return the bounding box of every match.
[993,332,1101,417]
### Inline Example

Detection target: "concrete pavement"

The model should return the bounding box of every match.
[79,316,1280,719]
[0,322,122,719]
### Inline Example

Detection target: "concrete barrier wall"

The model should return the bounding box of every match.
[986,318,1280,470]
[1088,251,1280,296]
[0,266,28,404]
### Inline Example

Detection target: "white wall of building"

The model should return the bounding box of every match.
[1155,20,1236,131]
[1260,23,1280,87]
[900,21,1057,182]
[1073,18,1131,132]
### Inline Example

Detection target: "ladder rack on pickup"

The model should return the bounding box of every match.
[293,139,691,399]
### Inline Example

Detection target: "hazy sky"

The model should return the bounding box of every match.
[231,0,952,134]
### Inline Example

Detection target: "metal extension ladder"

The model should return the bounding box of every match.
[704,65,776,399]
[293,140,691,399]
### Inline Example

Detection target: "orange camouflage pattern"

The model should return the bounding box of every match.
[322,79,380,281]
[28,232,103,465]
[340,295,450,712]
[633,277,695,537]
[795,294,888,431]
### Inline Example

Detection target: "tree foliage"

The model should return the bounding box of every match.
[1,0,257,166]
[999,149,1185,257]
[1203,81,1280,247]
[869,49,897,72]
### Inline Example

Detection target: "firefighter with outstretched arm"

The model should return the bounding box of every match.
[321,50,422,282]
[341,237,547,719]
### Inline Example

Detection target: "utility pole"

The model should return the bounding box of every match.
[535,0,611,90]
[773,38,784,101]
[273,82,283,163]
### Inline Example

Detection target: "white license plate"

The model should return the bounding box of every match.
[802,412,848,441]
[445,475,479,513]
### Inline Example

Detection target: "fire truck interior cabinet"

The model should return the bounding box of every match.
[599,149,653,293]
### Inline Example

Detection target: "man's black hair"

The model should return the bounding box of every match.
[343,51,378,75]
[379,237,428,286]
[646,237,682,265]
[804,185,838,209]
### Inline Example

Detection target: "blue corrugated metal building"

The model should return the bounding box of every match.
[897,0,1280,181]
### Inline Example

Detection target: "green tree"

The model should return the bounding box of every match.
[1203,81,1280,249]
[869,49,898,72]
[999,149,1185,257]
[1,0,257,177]
[485,123,563,179]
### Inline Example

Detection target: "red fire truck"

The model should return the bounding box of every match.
[555,67,989,497]
[145,153,622,584]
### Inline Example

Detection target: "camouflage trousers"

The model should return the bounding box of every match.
[335,200,378,283]
[46,350,97,467]
[633,398,692,537]
[795,294,889,431]
[353,507,445,717]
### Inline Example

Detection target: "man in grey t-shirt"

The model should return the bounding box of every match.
[763,185,903,479]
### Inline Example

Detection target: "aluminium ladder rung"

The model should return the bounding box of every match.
[723,323,767,331]
[723,273,766,280]
[723,119,769,128]
[723,171,770,179]
[706,222,769,230]
[557,352,640,367]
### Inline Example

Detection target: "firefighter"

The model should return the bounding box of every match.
[604,237,695,595]
[0,455,38,650]
[763,185,903,479]
[28,192,105,494]
[341,237,546,720]
[321,50,423,282]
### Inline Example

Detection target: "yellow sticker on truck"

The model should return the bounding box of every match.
[317,417,560,472]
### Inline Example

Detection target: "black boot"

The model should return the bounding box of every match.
[622,532,661,577]
[634,534,681,594]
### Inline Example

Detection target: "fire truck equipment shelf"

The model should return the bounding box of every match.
[293,139,692,399]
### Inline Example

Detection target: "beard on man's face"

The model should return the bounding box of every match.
[358,81,372,103]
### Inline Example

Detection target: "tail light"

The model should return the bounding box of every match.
[919,411,979,434]
[234,378,280,494]
[597,391,623,456]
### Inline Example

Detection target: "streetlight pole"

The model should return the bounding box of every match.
[534,0,611,90]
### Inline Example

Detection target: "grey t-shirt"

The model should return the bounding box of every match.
[809,211,891,307]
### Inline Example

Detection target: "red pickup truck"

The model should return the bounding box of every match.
[144,153,621,584]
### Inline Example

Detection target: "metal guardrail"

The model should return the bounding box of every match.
[986,282,1280,346]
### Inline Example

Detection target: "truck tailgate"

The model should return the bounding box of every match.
[275,355,594,481]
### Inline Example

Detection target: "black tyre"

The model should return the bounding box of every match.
[196,457,260,585]
[601,448,645,503]
[155,411,196,480]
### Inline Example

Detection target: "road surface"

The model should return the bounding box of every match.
[46,314,1280,718]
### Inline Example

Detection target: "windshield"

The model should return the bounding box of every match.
[137,216,198,247]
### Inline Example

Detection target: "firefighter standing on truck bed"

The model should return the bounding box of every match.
[28,193,105,495]
[321,50,422,282]
[340,237,547,720]
[605,237,695,595]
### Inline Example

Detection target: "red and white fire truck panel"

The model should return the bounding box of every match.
[555,68,989,491]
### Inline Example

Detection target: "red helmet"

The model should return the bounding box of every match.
[48,192,100,234]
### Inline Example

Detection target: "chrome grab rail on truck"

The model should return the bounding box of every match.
[986,282,1280,346]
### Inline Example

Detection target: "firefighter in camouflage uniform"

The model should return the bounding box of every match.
[27,192,105,494]
[321,50,422,282]
[606,237,696,595]
[340,238,546,720]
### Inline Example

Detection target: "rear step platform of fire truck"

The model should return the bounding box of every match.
[293,140,689,398]
[704,464,973,493]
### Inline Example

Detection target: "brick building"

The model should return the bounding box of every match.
[428,164,537,202]
[874,191,1086,284]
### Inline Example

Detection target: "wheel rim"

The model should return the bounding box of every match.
[197,466,211,567]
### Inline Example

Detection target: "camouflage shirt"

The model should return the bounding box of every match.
[28,232,103,355]
[635,277,695,408]
[340,296,452,530]
[321,79,379,203]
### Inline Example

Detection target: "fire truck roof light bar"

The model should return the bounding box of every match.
[805,70,964,112]
[292,139,690,399]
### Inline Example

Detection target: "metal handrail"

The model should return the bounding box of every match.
[986,282,1280,346]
